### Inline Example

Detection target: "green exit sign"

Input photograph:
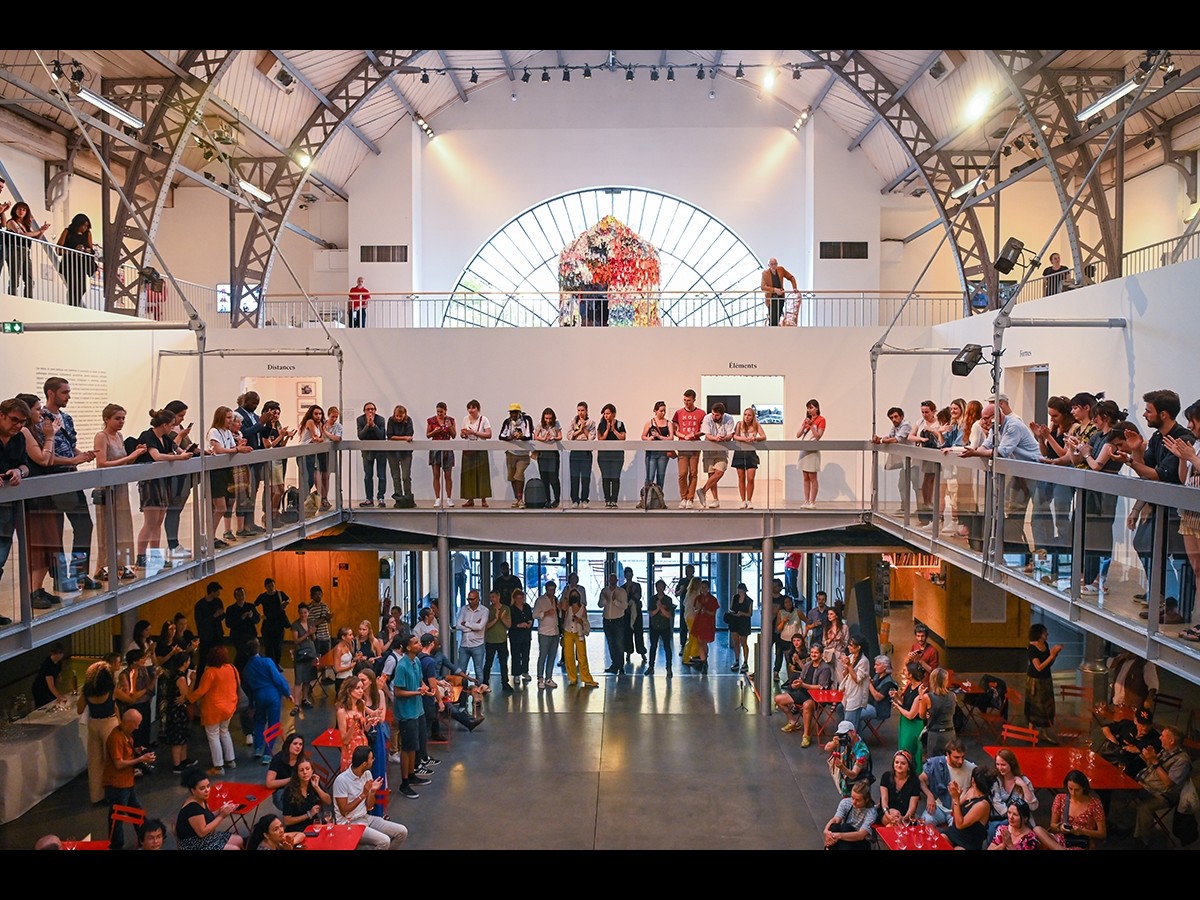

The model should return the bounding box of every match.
[1,320,22,334]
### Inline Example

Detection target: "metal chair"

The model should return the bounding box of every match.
[1154,693,1184,727]
[95,804,146,849]
[1000,723,1040,745]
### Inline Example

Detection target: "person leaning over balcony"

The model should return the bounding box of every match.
[56,213,95,307]
[427,401,457,509]
[566,401,596,508]
[873,406,917,512]
[6,201,50,297]
[760,257,798,326]
[459,399,492,508]
[356,402,388,507]
[92,403,145,581]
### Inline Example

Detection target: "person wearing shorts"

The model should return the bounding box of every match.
[698,402,735,508]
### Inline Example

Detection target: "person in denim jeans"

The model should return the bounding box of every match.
[641,401,671,488]
[356,403,388,506]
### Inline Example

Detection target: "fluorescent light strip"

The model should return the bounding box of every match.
[238,179,273,203]
[1075,78,1140,122]
[75,87,145,129]
[950,176,984,200]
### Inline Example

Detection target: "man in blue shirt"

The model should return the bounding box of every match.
[393,633,431,799]
[962,402,1041,558]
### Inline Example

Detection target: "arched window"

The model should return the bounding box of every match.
[447,187,763,326]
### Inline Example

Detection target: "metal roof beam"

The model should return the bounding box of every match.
[271,50,380,155]
[436,50,468,103]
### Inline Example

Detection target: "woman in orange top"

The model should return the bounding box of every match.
[336,677,370,772]
[187,645,241,775]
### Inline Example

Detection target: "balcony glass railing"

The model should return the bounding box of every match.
[3,439,1198,674]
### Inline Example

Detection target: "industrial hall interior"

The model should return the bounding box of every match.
[1,49,1200,852]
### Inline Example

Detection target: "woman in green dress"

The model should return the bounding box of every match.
[894,661,929,770]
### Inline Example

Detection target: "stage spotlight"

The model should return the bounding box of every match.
[951,344,985,377]
[994,237,1025,274]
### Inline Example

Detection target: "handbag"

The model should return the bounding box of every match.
[294,640,318,662]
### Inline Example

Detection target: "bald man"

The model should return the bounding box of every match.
[760,258,798,326]
[103,709,155,850]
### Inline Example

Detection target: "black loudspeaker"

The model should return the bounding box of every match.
[848,577,880,664]
[994,237,1024,274]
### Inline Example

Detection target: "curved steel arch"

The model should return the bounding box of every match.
[446,186,763,327]
[987,50,1122,283]
[230,49,420,327]
[103,51,239,314]
[802,50,992,305]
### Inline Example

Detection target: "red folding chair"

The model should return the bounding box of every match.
[262,721,283,752]
[94,804,146,849]
[1000,723,1040,745]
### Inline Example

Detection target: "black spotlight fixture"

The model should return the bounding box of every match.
[521,68,531,84]
[541,67,550,83]
[666,67,675,82]
[650,67,659,82]
[994,237,1025,274]
[951,344,985,377]
[51,59,65,80]
[697,65,705,80]
[626,66,634,81]
[1144,135,1156,149]
[792,65,802,80]
[562,67,570,82]
[1013,136,1025,151]
[583,64,592,79]
[1002,145,1012,157]
[420,70,429,84]
[469,68,478,84]
[735,62,745,80]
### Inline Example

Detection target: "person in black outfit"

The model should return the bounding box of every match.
[193,581,226,677]
[356,402,389,507]
[255,578,291,665]
[623,567,646,664]
[225,586,261,670]
[234,392,266,534]
[493,561,523,607]
[1041,253,1070,295]
[32,643,66,707]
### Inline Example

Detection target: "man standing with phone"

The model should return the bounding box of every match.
[43,377,98,594]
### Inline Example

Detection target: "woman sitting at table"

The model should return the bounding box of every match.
[1048,769,1106,849]
[988,748,1039,841]
[248,813,304,850]
[942,768,995,850]
[823,781,877,851]
[879,749,921,826]
[266,733,307,809]
[175,768,243,850]
[280,756,331,833]
[988,798,1057,850]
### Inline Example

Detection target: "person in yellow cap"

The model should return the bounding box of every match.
[499,403,535,507]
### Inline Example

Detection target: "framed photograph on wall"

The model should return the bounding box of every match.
[297,400,313,420]
[296,380,317,398]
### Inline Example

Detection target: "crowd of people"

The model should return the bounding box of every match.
[351,390,827,511]
[873,388,1200,632]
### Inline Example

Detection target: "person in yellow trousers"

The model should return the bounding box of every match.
[560,588,598,688]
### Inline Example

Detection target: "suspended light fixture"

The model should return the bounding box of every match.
[75,86,145,129]
[696,66,705,80]
[1075,73,1144,121]
[469,68,478,84]
[666,67,675,82]
[522,68,531,84]
[420,70,429,84]
[626,67,634,81]
[238,179,272,203]
[583,64,592,79]
[650,67,659,82]
[735,62,745,80]
[562,67,570,82]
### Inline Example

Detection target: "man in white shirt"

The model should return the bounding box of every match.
[332,746,408,849]
[532,581,560,689]
[698,401,735,508]
[599,573,629,674]
[456,590,488,682]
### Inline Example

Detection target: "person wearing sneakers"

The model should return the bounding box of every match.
[698,401,735,508]
[498,403,535,508]
[671,389,705,508]
[774,642,833,746]
[356,402,388,507]
[533,581,560,689]
[392,633,432,800]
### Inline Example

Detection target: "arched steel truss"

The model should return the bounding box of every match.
[90,50,1162,323]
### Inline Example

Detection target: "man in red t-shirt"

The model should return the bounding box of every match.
[907,623,940,685]
[671,389,705,508]
[348,276,370,328]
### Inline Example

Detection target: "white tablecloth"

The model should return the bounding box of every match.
[0,702,87,823]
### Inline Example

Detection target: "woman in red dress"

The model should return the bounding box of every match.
[691,580,719,673]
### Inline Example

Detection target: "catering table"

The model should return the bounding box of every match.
[304,822,366,850]
[874,824,954,850]
[809,689,844,739]
[208,780,270,834]
[61,840,109,850]
[0,700,87,824]
[983,745,1140,791]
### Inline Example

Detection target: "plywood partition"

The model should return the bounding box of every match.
[913,565,1031,672]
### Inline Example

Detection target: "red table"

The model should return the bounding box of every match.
[61,840,110,850]
[304,822,366,850]
[809,689,844,739]
[951,680,994,739]
[310,727,343,781]
[874,824,954,850]
[983,745,1140,791]
[208,780,270,834]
